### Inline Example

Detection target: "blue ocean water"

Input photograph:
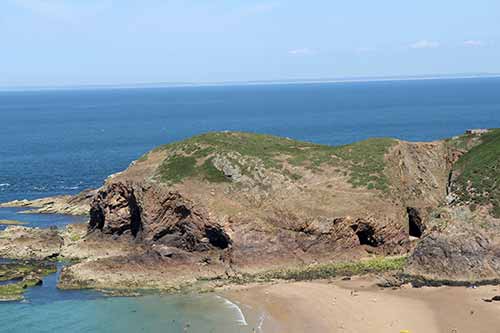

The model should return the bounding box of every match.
[1,78,500,332]
[1,78,500,203]
[0,207,86,231]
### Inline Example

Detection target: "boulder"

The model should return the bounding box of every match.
[405,231,500,281]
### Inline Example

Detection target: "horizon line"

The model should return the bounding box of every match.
[2,73,500,92]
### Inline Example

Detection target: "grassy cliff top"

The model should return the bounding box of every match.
[141,131,397,191]
[453,129,500,217]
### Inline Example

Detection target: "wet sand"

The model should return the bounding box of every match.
[225,277,500,332]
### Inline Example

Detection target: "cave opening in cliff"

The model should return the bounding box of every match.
[407,207,424,238]
[174,205,191,219]
[351,223,381,247]
[129,193,142,237]
[205,226,231,249]
[89,206,105,231]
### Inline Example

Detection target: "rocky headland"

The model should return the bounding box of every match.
[1,129,499,294]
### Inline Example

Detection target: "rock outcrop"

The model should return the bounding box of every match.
[88,182,231,251]
[404,205,500,283]
[402,129,500,284]
[0,189,96,215]
[52,132,460,289]
[0,226,63,260]
[406,231,500,281]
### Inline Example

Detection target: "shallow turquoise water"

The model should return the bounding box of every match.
[0,263,256,333]
[1,294,255,333]
[1,78,500,332]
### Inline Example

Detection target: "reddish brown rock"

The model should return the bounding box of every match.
[89,182,231,251]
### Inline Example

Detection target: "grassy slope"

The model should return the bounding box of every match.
[453,129,500,217]
[254,256,406,282]
[146,132,396,191]
[197,256,407,285]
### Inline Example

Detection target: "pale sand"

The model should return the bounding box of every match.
[225,277,500,333]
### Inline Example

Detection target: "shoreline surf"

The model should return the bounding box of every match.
[225,277,500,333]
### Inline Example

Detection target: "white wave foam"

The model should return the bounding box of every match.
[62,186,79,190]
[215,295,248,326]
[33,186,47,190]
[256,312,266,332]
[0,183,10,187]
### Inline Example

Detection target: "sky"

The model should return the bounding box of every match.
[1,0,499,87]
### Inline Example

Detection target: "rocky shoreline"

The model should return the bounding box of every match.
[0,260,57,301]
[0,189,95,216]
[1,130,500,298]
[225,277,500,333]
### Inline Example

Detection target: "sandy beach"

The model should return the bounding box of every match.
[225,276,500,333]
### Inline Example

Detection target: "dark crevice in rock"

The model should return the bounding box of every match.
[446,170,453,196]
[351,222,383,247]
[128,192,142,238]
[46,252,60,259]
[173,205,191,219]
[152,228,172,242]
[407,207,424,238]
[205,226,231,249]
[89,205,105,231]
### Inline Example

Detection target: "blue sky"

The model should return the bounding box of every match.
[1,0,499,87]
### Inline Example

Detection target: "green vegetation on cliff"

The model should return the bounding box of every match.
[453,129,500,217]
[154,132,396,191]
[206,256,407,285]
[258,256,406,281]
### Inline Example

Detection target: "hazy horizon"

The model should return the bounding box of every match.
[2,73,500,92]
[2,1,499,88]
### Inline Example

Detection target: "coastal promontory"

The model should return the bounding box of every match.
[1,130,500,291]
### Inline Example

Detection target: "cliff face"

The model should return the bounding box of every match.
[404,129,500,283]
[81,132,460,278]
[80,130,500,286]
[88,182,230,251]
[3,130,498,289]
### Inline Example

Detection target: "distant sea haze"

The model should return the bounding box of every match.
[1,77,500,203]
[2,73,500,91]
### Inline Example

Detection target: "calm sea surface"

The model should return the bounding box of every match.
[0,78,500,332]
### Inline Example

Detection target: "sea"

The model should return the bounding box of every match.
[0,77,499,332]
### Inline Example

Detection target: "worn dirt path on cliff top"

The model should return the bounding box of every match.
[226,277,500,333]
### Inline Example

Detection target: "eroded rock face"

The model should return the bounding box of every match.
[350,220,384,247]
[402,204,500,283]
[406,231,500,281]
[89,183,141,237]
[89,182,231,252]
